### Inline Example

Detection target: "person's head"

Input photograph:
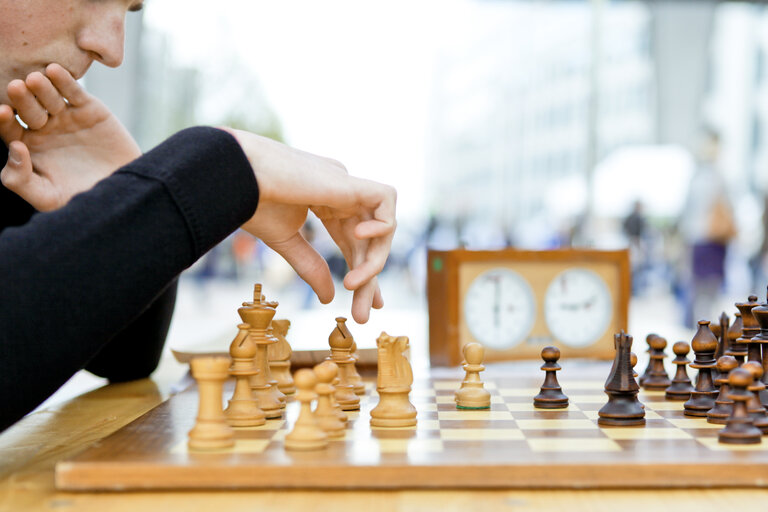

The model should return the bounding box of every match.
[0,0,143,104]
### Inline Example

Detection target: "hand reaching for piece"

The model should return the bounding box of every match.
[224,128,396,324]
[0,63,141,211]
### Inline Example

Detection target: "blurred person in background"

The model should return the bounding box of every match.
[678,129,736,327]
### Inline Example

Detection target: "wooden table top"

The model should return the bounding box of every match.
[2,361,768,511]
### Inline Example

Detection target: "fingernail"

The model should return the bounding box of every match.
[8,145,22,165]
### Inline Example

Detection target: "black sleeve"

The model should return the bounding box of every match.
[0,126,259,431]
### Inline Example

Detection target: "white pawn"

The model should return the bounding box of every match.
[225,324,266,426]
[455,343,491,409]
[313,362,346,438]
[285,369,328,451]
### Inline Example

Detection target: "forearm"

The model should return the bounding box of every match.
[0,127,258,431]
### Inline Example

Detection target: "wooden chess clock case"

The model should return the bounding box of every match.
[427,248,630,366]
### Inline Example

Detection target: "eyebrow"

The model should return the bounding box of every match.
[128,1,144,12]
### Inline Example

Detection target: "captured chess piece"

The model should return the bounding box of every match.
[238,284,284,419]
[638,333,658,386]
[225,324,266,427]
[328,317,361,411]
[370,332,417,428]
[313,362,346,438]
[268,318,295,395]
[718,367,763,445]
[598,331,645,427]
[455,342,491,409]
[642,335,671,391]
[707,356,738,425]
[188,356,235,450]
[684,321,719,417]
[666,341,694,401]
[533,346,568,409]
[285,369,328,451]
[742,361,768,434]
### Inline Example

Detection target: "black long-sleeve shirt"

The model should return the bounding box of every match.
[0,127,258,431]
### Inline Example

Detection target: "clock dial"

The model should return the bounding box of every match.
[463,268,536,349]
[544,268,613,348]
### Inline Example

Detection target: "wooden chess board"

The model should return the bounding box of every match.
[55,362,768,490]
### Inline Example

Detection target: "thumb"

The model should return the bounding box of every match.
[265,232,335,304]
[1,141,56,211]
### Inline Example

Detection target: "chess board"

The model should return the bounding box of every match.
[55,362,768,491]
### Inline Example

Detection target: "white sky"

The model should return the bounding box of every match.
[144,0,493,223]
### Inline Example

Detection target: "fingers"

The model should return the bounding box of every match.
[265,232,336,304]
[350,277,379,324]
[26,71,67,115]
[0,141,58,211]
[7,80,48,130]
[0,104,23,143]
[45,63,90,107]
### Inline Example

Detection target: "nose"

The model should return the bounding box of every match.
[76,11,126,68]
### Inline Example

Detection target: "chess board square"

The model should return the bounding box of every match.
[667,419,723,429]
[437,411,514,421]
[527,438,621,452]
[377,438,444,453]
[568,395,606,404]
[170,438,272,455]
[602,428,692,440]
[439,428,525,441]
[513,411,589,421]
[497,388,540,397]
[645,401,685,411]
[439,419,519,430]
[516,419,595,430]
[236,420,285,431]
[412,388,437,398]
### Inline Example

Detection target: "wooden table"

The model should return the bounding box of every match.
[2,363,768,511]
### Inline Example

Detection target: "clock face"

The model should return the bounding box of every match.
[544,268,613,347]
[463,268,536,349]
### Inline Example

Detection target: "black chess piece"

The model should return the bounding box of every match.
[742,361,768,434]
[718,367,762,445]
[734,296,761,363]
[666,341,694,401]
[642,335,671,391]
[684,320,719,417]
[725,312,745,364]
[707,356,738,424]
[533,346,568,409]
[638,333,658,386]
[750,287,768,409]
[598,331,645,427]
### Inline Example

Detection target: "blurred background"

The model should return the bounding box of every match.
[77,0,768,374]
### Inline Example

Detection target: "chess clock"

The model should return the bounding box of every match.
[427,248,630,366]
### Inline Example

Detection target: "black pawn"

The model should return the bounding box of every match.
[707,356,738,424]
[750,288,768,409]
[638,333,658,386]
[598,331,645,427]
[666,341,694,401]
[684,320,719,417]
[642,335,671,390]
[742,361,768,434]
[719,368,762,445]
[533,346,568,409]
